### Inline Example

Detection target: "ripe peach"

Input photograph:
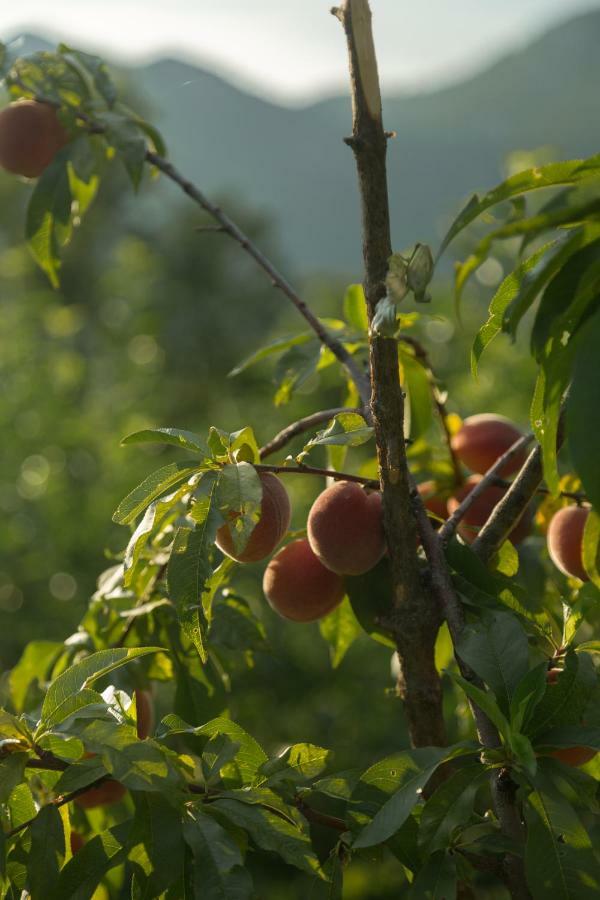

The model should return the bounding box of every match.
[135,688,154,740]
[550,746,597,768]
[262,539,345,623]
[450,414,526,477]
[0,100,69,178]
[546,506,589,582]
[447,475,531,545]
[70,831,85,854]
[307,481,385,575]
[417,481,448,524]
[216,472,291,563]
[74,779,126,810]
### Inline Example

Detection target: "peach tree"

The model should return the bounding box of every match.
[0,2,599,898]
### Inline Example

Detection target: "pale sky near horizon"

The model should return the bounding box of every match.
[2,0,598,103]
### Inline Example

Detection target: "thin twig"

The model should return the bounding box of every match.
[254,462,378,488]
[439,433,534,545]
[259,408,362,459]
[145,151,371,410]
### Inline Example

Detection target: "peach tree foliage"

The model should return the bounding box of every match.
[0,20,600,900]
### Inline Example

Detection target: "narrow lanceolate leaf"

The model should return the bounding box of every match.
[582,509,600,588]
[409,852,457,899]
[567,311,600,512]
[58,44,117,106]
[40,648,161,728]
[456,612,529,712]
[343,283,369,333]
[168,473,222,661]
[28,805,65,900]
[97,111,147,189]
[527,652,596,739]
[26,153,72,287]
[184,809,253,900]
[418,763,487,852]
[123,484,189,586]
[49,822,131,900]
[0,753,28,803]
[530,337,572,496]
[525,790,600,899]
[450,675,511,742]
[112,460,200,525]
[471,240,557,375]
[159,716,267,784]
[129,793,185,899]
[319,597,362,669]
[216,463,262,556]
[350,746,475,849]
[258,743,332,787]
[121,427,210,456]
[438,153,600,257]
[206,798,322,876]
[301,413,373,455]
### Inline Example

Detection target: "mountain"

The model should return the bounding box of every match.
[6,11,600,276]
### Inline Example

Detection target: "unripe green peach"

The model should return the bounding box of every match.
[263,539,345,623]
[0,100,69,178]
[450,414,526,476]
[447,475,531,545]
[307,481,385,575]
[74,779,126,810]
[546,505,589,582]
[215,472,291,563]
[135,688,154,740]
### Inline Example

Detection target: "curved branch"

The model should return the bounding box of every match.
[259,408,362,459]
[439,433,534,546]
[254,461,378,488]
[145,151,371,410]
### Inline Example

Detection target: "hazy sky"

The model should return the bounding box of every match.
[2,0,598,103]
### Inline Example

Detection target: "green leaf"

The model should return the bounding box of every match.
[582,509,600,588]
[97,111,147,189]
[209,594,267,653]
[450,674,511,742]
[129,792,185,898]
[48,821,131,900]
[121,427,210,455]
[345,559,396,649]
[409,852,457,899]
[471,240,558,374]
[530,235,600,358]
[525,790,600,898]
[41,687,107,731]
[258,744,332,787]
[0,753,28,803]
[567,311,600,512]
[418,763,486,852]
[228,331,314,377]
[9,641,63,714]
[319,597,362,668]
[350,746,473,849]
[58,44,117,106]
[300,413,373,457]
[183,808,253,900]
[28,805,65,899]
[112,460,200,525]
[215,463,262,556]
[527,651,597,739]
[343,284,368,332]
[26,153,72,287]
[438,154,600,257]
[510,664,549,734]
[456,612,529,712]
[400,350,434,441]
[530,337,572,495]
[159,716,267,784]
[123,483,189,587]
[207,798,322,876]
[40,647,160,728]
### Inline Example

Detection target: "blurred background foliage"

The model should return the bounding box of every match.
[0,34,585,898]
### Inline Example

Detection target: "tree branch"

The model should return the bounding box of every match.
[439,433,534,545]
[259,408,362,459]
[145,151,371,410]
[471,444,543,564]
[337,0,445,747]
[254,462,378,488]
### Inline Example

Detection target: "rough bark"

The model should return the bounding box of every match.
[337,0,445,747]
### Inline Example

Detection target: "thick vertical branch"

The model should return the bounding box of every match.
[336,0,445,747]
